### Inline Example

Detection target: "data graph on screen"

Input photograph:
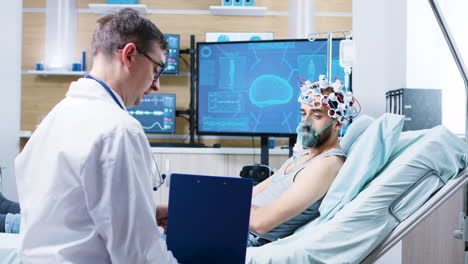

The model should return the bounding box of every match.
[128,94,176,134]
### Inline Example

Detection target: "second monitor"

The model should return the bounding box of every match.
[164,34,180,75]
[128,93,176,134]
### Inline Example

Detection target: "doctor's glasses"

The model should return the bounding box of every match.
[117,45,166,81]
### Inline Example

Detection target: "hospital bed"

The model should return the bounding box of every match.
[246,116,467,264]
[247,0,468,263]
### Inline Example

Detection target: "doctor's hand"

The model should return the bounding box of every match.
[156,203,169,234]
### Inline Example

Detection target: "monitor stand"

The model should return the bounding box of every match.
[260,136,269,166]
[260,135,296,166]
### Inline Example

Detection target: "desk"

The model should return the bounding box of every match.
[151,147,290,203]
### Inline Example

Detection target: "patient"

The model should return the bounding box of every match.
[248,75,360,247]
[0,192,21,234]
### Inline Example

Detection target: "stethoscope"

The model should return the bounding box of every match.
[85,75,166,191]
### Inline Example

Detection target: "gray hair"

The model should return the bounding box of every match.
[91,8,168,56]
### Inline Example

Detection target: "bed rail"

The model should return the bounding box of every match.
[388,170,445,224]
[362,169,468,263]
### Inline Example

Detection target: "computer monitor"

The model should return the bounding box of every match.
[197,38,345,136]
[164,34,180,75]
[128,93,176,134]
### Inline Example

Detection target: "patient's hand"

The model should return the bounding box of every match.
[156,203,169,234]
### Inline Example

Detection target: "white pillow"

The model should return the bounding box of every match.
[318,113,405,223]
[340,115,374,155]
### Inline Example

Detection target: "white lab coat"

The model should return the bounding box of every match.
[15,78,178,263]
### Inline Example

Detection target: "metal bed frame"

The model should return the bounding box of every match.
[362,169,468,263]
[363,0,468,262]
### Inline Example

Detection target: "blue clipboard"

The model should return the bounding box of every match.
[166,173,253,264]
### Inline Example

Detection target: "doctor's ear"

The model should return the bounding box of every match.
[119,43,137,66]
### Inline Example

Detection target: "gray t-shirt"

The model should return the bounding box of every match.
[251,148,345,242]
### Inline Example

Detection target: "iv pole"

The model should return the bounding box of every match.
[307,30,353,84]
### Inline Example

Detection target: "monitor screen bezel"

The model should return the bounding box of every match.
[196,38,342,137]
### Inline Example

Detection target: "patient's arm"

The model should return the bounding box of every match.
[252,175,272,198]
[252,158,292,198]
[249,155,343,235]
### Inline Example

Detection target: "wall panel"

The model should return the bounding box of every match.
[317,0,352,13]
[23,0,46,8]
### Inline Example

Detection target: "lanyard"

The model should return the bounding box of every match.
[84,75,125,110]
[83,75,163,191]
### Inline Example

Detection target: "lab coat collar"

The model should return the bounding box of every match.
[66,78,127,111]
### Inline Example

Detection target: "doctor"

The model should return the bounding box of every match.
[16,9,178,263]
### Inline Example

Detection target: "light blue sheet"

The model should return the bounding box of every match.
[0,233,20,264]
[246,125,468,264]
